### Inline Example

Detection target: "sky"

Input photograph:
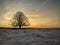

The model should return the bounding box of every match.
[0,0,60,28]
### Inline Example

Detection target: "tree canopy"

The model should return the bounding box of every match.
[10,11,30,28]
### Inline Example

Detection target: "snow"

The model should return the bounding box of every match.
[0,28,60,45]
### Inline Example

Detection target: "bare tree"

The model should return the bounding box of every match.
[10,11,30,28]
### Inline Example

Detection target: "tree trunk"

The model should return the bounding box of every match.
[19,25,21,29]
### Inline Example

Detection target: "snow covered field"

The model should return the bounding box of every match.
[0,28,60,45]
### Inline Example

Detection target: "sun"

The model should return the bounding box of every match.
[4,12,14,21]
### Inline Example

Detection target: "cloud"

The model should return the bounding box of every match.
[0,0,60,28]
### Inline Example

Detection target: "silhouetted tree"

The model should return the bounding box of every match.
[11,11,30,28]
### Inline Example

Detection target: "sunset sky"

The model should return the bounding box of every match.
[0,0,60,28]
